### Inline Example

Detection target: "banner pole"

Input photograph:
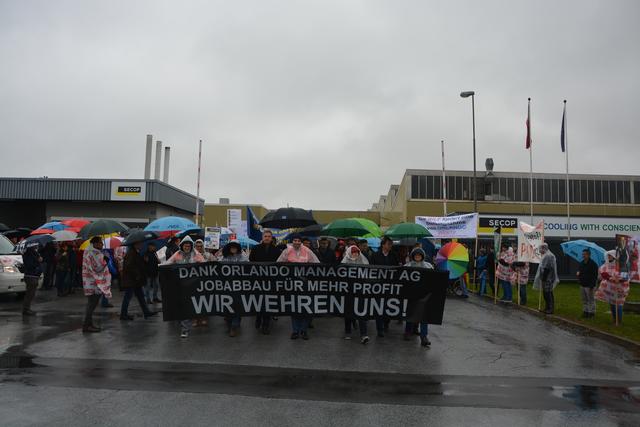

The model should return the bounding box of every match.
[441,140,447,216]
[528,98,534,224]
[517,271,520,305]
[563,101,571,241]
[473,238,479,291]
[538,283,542,311]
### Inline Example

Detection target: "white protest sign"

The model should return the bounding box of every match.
[205,227,221,250]
[517,221,544,263]
[227,209,242,235]
[415,213,478,239]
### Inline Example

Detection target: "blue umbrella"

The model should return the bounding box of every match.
[144,216,198,236]
[237,236,259,248]
[16,234,55,253]
[365,237,381,250]
[561,240,606,266]
[37,221,68,232]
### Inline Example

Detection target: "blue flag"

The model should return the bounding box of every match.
[247,206,263,242]
[560,104,566,153]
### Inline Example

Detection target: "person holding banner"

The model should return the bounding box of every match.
[164,236,205,338]
[404,248,434,347]
[341,245,370,344]
[277,234,320,340]
[221,240,248,337]
[533,243,559,314]
[497,246,515,302]
[370,237,401,337]
[596,251,630,325]
[250,230,282,334]
[195,239,215,262]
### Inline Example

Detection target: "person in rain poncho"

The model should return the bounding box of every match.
[404,248,434,347]
[277,234,320,340]
[497,246,515,302]
[163,236,205,338]
[595,250,630,324]
[195,239,216,262]
[82,237,112,333]
[221,240,248,337]
[533,243,559,314]
[341,246,370,344]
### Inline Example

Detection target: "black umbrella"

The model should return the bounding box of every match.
[16,234,54,253]
[122,230,159,246]
[0,223,10,232]
[2,228,32,239]
[79,219,129,239]
[259,208,317,229]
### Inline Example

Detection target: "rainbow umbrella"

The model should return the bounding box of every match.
[436,242,469,279]
[79,234,121,250]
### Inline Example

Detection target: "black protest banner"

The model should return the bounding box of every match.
[159,262,448,324]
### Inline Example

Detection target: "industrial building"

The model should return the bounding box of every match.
[0,135,204,228]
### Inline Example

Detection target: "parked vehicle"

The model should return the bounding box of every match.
[0,234,25,296]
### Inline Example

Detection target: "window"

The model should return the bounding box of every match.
[586,180,595,204]
[535,179,544,202]
[446,176,454,200]
[426,176,434,199]
[616,181,624,203]
[559,179,566,202]
[522,178,530,202]
[411,175,419,198]
[514,178,522,202]
[623,181,631,204]
[455,176,463,200]
[544,179,553,202]
[634,181,640,205]
[462,176,470,200]
[594,180,602,203]
[434,176,442,199]
[603,181,612,204]
[579,180,588,204]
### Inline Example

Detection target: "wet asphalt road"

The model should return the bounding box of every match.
[1,290,639,426]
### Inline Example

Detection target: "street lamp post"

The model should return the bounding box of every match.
[460,91,477,213]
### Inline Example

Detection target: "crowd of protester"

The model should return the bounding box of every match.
[14,228,632,344]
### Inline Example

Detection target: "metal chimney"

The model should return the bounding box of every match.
[144,134,153,179]
[154,141,162,180]
[163,147,170,183]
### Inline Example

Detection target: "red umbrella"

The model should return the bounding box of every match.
[31,228,56,235]
[61,219,91,230]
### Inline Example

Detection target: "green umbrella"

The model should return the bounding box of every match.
[385,222,432,239]
[323,218,382,238]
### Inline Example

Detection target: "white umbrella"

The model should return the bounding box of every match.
[51,230,79,242]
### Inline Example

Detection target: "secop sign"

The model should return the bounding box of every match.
[478,215,640,239]
[110,181,146,201]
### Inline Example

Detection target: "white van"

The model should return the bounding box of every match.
[0,234,26,296]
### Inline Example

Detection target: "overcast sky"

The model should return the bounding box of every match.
[1,1,638,210]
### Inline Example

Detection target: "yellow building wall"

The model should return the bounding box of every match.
[203,205,381,228]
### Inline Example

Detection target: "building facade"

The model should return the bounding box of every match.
[0,177,204,228]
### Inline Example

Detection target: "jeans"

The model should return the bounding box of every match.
[181,319,192,333]
[500,279,512,301]
[225,315,242,329]
[144,276,160,302]
[55,270,68,295]
[581,287,596,314]
[23,276,39,311]
[291,316,310,334]
[519,283,527,305]
[610,304,623,322]
[120,287,152,317]
[459,275,469,296]
[100,295,111,307]
[479,271,487,295]
[405,321,429,338]
[344,317,368,337]
[42,262,55,289]
[84,294,101,327]
[543,290,555,313]
[256,313,271,330]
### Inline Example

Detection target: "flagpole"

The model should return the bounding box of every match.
[528,98,534,224]
[195,139,202,226]
[563,101,571,241]
[441,140,447,216]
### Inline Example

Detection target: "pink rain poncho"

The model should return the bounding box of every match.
[596,251,630,305]
[82,245,112,298]
[497,248,515,281]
